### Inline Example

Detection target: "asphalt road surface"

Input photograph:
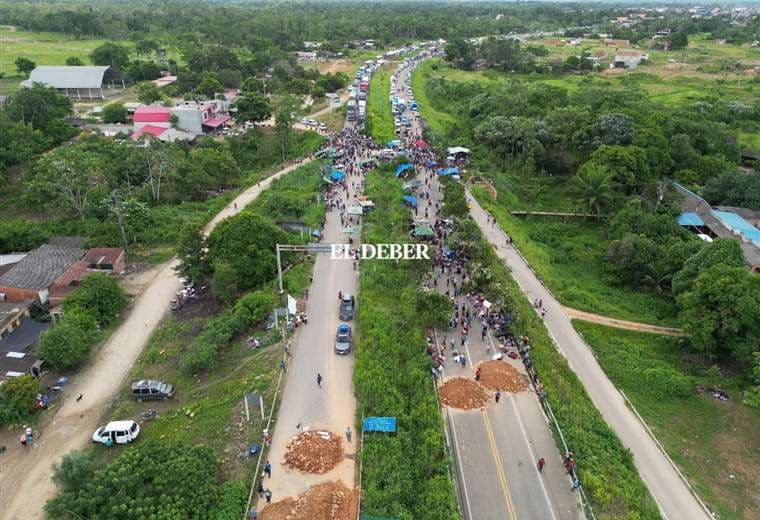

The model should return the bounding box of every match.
[397,58,582,520]
[259,178,360,503]
[0,158,315,520]
[466,191,711,520]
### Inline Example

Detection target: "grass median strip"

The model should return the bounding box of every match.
[355,165,458,520]
[365,65,395,144]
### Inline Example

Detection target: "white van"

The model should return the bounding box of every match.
[92,420,141,445]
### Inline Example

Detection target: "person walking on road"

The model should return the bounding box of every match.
[264,489,272,504]
[346,427,352,443]
[537,457,545,472]
[264,460,272,478]
[279,360,286,372]
[475,367,481,382]
[495,390,501,403]
[317,373,323,388]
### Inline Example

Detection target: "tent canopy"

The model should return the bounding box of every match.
[415,139,428,148]
[387,140,402,148]
[447,146,470,155]
[331,171,345,181]
[347,205,363,215]
[358,199,375,208]
[414,225,434,238]
[437,167,459,176]
[360,157,379,167]
[342,225,362,234]
[426,160,438,168]
[395,163,413,177]
[402,195,418,207]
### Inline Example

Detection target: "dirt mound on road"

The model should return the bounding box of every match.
[283,430,343,474]
[260,481,358,520]
[439,377,489,409]
[478,360,528,393]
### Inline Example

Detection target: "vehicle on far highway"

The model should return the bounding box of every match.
[92,420,140,445]
[335,323,353,355]
[339,293,355,320]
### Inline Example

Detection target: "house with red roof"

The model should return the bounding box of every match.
[133,105,172,131]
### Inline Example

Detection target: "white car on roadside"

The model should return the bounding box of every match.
[92,420,140,445]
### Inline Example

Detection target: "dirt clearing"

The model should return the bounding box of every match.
[478,360,528,393]
[284,430,344,474]
[260,481,358,520]
[439,377,489,409]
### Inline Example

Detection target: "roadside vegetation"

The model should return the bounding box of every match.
[365,64,395,144]
[575,321,760,520]
[441,178,660,518]
[355,164,458,520]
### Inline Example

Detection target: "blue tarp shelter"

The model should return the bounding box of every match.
[387,140,402,148]
[395,163,413,177]
[402,195,417,207]
[426,160,438,168]
[437,167,459,176]
[331,171,345,182]
[676,212,704,227]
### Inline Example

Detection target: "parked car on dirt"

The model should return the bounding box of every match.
[335,323,353,354]
[92,420,140,445]
[131,380,175,400]
[339,293,355,320]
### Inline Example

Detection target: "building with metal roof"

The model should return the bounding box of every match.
[0,245,85,303]
[20,66,125,99]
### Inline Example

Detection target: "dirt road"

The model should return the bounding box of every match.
[0,157,315,520]
[563,307,685,336]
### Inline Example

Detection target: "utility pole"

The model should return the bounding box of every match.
[111,190,130,254]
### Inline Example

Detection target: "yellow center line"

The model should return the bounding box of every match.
[482,409,518,520]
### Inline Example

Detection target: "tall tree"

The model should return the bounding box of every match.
[233,92,272,124]
[15,57,36,76]
[28,147,106,219]
[89,42,130,70]
[274,96,298,161]
[572,162,614,216]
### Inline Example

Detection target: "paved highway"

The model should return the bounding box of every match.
[466,191,712,520]
[397,58,583,520]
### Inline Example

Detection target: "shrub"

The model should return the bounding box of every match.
[0,374,43,425]
[210,479,249,519]
[62,273,127,326]
[36,310,98,369]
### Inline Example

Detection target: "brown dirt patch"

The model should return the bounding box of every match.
[439,377,489,409]
[478,360,528,393]
[284,430,343,474]
[260,481,358,520]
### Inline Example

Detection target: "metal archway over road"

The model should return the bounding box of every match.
[276,243,335,293]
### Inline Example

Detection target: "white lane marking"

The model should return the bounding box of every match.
[449,414,475,520]
[509,394,559,520]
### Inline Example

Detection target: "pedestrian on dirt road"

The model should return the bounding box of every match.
[537,457,546,472]
[495,391,501,403]
[248,507,258,519]
[264,489,272,503]
[346,427,352,443]
[317,373,323,388]
[475,367,481,381]
[258,480,265,497]
[264,461,272,478]
[571,477,580,490]
[280,360,286,372]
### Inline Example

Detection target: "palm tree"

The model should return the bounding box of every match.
[572,163,614,217]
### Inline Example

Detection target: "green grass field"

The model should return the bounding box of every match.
[365,64,395,143]
[471,184,679,325]
[574,321,760,520]
[411,61,457,139]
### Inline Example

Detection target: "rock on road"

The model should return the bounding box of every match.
[0,158,315,520]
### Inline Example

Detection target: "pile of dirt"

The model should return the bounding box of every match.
[260,481,358,520]
[478,360,528,393]
[283,430,343,474]
[439,377,489,409]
